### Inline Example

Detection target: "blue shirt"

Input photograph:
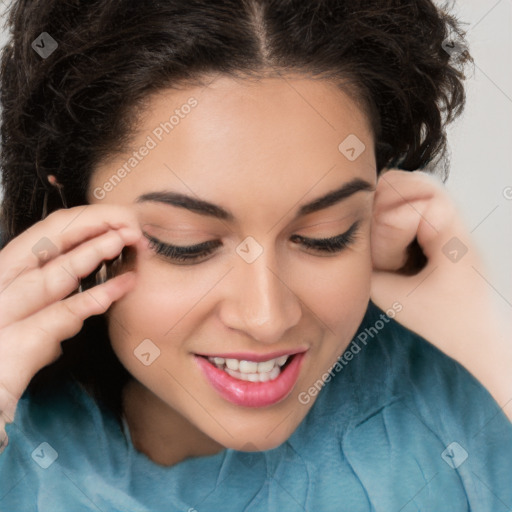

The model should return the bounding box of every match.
[1,300,511,511]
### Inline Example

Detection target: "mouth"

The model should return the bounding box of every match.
[194,351,307,408]
[201,353,294,382]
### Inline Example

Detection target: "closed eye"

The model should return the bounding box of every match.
[289,221,359,253]
[144,220,360,264]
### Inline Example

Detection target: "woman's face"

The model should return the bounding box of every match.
[87,75,377,452]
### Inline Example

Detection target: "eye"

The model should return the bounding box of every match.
[290,220,360,254]
[144,233,221,264]
[144,221,360,265]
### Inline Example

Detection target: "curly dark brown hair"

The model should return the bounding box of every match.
[0,0,473,437]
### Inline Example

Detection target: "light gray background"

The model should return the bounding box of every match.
[0,1,511,324]
[435,0,512,327]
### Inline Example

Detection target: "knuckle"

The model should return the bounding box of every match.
[103,204,140,229]
[0,264,28,292]
[46,264,79,296]
[57,297,86,330]
[79,288,110,315]
[87,232,121,260]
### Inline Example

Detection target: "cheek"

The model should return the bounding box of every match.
[106,263,212,347]
[107,234,372,362]
[295,239,373,339]
[306,263,370,345]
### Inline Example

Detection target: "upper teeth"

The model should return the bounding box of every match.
[208,355,289,373]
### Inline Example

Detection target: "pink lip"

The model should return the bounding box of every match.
[195,351,307,408]
[195,349,306,363]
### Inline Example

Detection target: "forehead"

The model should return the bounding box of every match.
[89,75,376,203]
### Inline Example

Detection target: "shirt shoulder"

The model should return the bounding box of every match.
[343,300,510,433]
[315,300,512,509]
[0,378,148,511]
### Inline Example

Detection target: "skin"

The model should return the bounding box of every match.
[86,75,377,466]
[370,169,512,418]
[1,74,508,464]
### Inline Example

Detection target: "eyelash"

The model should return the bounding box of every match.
[144,221,360,264]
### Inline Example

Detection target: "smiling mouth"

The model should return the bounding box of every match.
[197,353,295,383]
[194,351,307,407]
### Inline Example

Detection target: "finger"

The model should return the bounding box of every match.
[0,204,142,276]
[0,270,136,401]
[371,169,451,271]
[371,198,427,271]
[0,229,139,328]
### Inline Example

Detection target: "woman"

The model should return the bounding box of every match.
[0,0,511,510]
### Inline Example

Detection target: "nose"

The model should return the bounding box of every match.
[218,248,302,344]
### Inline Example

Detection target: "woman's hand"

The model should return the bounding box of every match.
[370,169,512,420]
[0,205,142,451]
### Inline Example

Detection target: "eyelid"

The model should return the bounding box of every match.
[143,223,357,250]
[293,214,355,232]
[144,215,357,243]
[291,220,359,249]
[144,220,361,264]
[141,222,213,240]
[143,232,217,252]
[295,221,358,242]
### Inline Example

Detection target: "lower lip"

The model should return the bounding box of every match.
[194,352,306,408]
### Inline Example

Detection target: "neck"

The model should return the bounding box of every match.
[121,378,225,467]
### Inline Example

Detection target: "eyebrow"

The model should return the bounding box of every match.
[135,177,375,222]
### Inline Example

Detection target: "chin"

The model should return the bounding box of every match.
[209,413,301,453]
[224,435,287,453]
